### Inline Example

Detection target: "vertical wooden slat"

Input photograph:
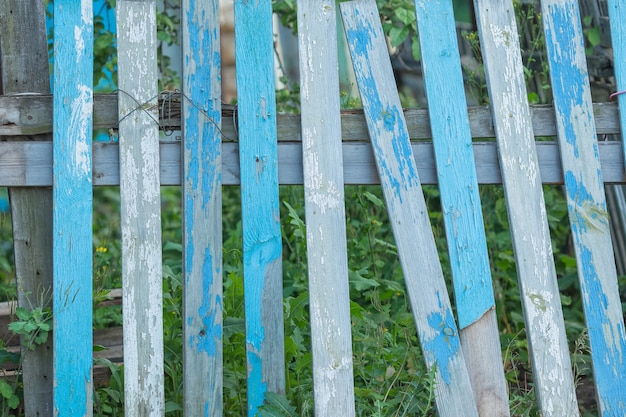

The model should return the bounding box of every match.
[541,1,626,415]
[297,1,356,415]
[117,2,165,416]
[181,0,223,415]
[0,2,54,415]
[412,2,508,415]
[607,2,626,146]
[340,2,478,416]
[52,2,94,416]
[474,1,579,415]
[233,1,286,415]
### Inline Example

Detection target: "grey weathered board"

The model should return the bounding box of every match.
[297,1,356,415]
[0,2,54,415]
[474,0,579,415]
[117,2,165,416]
[341,1,479,416]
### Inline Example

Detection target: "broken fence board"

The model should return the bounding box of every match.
[234,0,286,415]
[297,1,356,415]
[413,1,508,415]
[542,1,626,415]
[181,1,223,415]
[117,2,165,416]
[474,0,579,415]
[341,1,478,416]
[52,1,94,416]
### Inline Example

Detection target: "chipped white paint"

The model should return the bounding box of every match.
[117,1,164,416]
[474,1,578,415]
[298,1,356,415]
[70,83,92,176]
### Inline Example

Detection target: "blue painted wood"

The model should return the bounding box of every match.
[607,1,626,147]
[340,2,478,416]
[181,0,223,415]
[541,1,626,415]
[234,0,286,415]
[413,0,493,330]
[52,1,93,416]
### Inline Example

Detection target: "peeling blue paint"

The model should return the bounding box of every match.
[423,300,461,385]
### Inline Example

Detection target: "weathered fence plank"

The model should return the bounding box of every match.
[474,1,579,415]
[541,1,626,415]
[234,0,286,414]
[181,0,223,415]
[413,2,508,415]
[607,1,626,147]
[0,1,54,415]
[297,1,356,415]
[341,2,478,416]
[117,2,165,416]
[52,1,94,416]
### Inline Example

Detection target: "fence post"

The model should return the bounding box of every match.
[181,0,223,415]
[297,1,356,415]
[52,1,94,415]
[234,0,286,414]
[542,1,626,414]
[117,1,165,415]
[341,2,478,415]
[0,2,54,415]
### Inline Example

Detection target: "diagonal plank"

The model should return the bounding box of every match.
[297,1,356,415]
[541,1,626,415]
[607,1,626,147]
[340,1,478,415]
[413,1,508,415]
[181,0,223,415]
[234,0,286,415]
[117,2,165,415]
[474,1,579,415]
[52,1,94,416]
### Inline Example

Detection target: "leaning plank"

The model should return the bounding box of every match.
[1,93,623,140]
[297,1,356,415]
[52,1,94,416]
[474,1,579,415]
[607,1,626,145]
[413,2,508,416]
[2,140,626,187]
[233,0,286,415]
[541,1,626,415]
[340,2,478,415]
[181,0,223,415]
[117,2,165,416]
[0,1,54,415]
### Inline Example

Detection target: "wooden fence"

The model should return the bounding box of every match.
[0,0,625,416]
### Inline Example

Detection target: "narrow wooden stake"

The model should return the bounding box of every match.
[340,2,478,416]
[0,2,54,415]
[181,0,223,415]
[117,2,165,416]
[474,1,579,415]
[234,0,286,415]
[412,2,509,415]
[297,1,356,415]
[541,1,626,415]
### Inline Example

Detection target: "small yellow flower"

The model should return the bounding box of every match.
[96,246,108,253]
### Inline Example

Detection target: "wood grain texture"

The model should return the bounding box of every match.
[0,2,54,415]
[341,2,478,416]
[1,93,622,139]
[414,2,507,416]
[297,2,356,415]
[233,1,286,415]
[541,1,626,415]
[474,1,578,415]
[52,1,94,416]
[181,1,223,415]
[607,1,626,148]
[117,2,165,416]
